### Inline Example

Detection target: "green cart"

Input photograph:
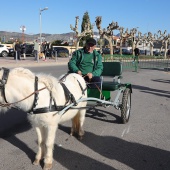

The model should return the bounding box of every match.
[86,61,132,124]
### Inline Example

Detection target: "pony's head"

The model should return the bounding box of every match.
[0,67,35,113]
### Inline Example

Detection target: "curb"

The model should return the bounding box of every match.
[0,57,69,68]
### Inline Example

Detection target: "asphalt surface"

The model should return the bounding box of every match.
[0,57,170,170]
[0,56,70,68]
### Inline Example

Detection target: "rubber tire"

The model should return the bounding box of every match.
[121,88,131,124]
[1,51,8,57]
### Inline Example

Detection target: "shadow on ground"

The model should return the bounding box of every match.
[58,126,170,170]
[1,122,170,170]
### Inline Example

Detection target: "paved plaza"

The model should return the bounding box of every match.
[0,56,170,170]
[0,56,70,68]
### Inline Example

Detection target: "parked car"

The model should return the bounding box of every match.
[0,44,9,57]
[114,49,131,55]
[139,50,145,55]
[153,50,160,56]
[8,48,14,56]
[102,48,111,54]
[50,46,69,57]
[25,44,34,56]
[8,44,34,57]
[153,50,166,56]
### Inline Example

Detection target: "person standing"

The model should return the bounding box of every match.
[13,39,18,58]
[13,39,17,51]
[44,41,48,59]
[134,47,140,63]
[21,42,26,60]
[33,39,39,61]
[68,38,103,88]
[14,41,21,60]
[39,42,45,61]
[41,41,48,61]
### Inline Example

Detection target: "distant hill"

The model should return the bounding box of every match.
[0,31,75,43]
[0,31,120,43]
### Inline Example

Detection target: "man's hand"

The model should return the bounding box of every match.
[77,70,82,75]
[87,73,93,79]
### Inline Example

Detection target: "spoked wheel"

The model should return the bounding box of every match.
[121,88,131,124]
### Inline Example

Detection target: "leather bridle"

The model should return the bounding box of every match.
[0,67,47,112]
[0,67,10,104]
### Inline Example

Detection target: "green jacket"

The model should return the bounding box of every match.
[68,48,103,76]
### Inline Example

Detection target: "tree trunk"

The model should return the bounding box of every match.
[120,39,123,55]
[132,39,135,56]
[150,44,153,56]
[104,35,113,58]
[76,37,82,50]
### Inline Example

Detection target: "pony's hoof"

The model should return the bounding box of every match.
[78,135,83,140]
[43,163,52,170]
[33,159,40,165]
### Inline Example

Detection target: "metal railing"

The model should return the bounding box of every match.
[103,54,170,72]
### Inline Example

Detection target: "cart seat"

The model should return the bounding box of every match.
[101,62,122,91]
[102,81,121,91]
[102,62,122,77]
[87,61,123,100]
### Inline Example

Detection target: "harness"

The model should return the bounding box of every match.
[0,67,10,104]
[0,68,86,115]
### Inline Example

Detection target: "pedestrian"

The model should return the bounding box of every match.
[44,41,49,60]
[133,47,140,63]
[40,42,46,61]
[21,42,26,60]
[48,42,53,59]
[14,41,21,60]
[68,37,103,88]
[33,39,39,61]
[13,39,17,51]
[13,39,18,57]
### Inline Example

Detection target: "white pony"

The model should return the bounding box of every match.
[0,67,87,170]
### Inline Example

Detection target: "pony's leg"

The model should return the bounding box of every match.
[33,126,45,165]
[71,109,86,139]
[43,125,58,170]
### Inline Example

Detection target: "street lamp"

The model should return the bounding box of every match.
[20,25,26,42]
[39,7,48,62]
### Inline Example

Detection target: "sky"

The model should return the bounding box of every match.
[1,0,170,36]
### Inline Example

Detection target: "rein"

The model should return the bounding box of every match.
[0,86,47,107]
[83,74,104,98]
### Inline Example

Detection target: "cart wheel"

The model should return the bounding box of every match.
[121,88,131,124]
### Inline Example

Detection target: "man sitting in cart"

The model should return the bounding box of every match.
[68,38,103,88]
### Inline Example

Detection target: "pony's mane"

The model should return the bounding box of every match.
[10,67,60,92]
[10,68,59,91]
[37,73,59,91]
[10,67,35,79]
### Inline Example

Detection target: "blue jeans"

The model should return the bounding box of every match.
[34,50,38,60]
[84,76,101,89]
